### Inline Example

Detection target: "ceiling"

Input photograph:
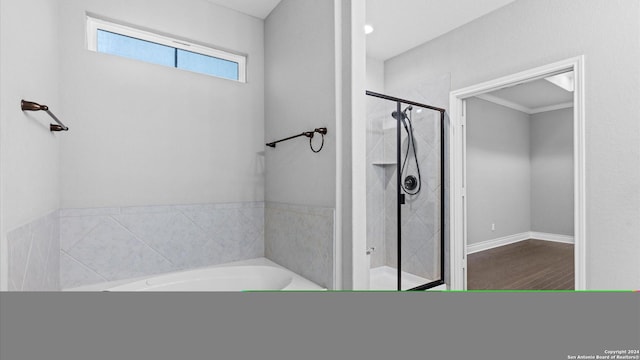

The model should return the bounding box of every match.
[477,75,574,115]
[204,0,282,19]
[366,0,516,60]
[204,0,516,60]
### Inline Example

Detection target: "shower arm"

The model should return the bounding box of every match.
[266,127,327,148]
[21,100,69,132]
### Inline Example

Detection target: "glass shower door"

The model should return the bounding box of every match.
[395,102,444,290]
[366,91,445,291]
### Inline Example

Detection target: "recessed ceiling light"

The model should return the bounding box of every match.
[545,71,574,92]
[364,24,374,35]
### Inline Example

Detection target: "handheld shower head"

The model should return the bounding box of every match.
[391,104,422,196]
[391,110,405,121]
[391,105,413,121]
[403,105,413,115]
[392,105,413,133]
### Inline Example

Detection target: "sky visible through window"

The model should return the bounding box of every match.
[97,30,240,80]
[177,49,238,80]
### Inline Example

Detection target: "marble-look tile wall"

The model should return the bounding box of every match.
[384,109,442,281]
[365,103,442,281]
[365,75,449,283]
[366,97,390,268]
[264,202,334,289]
[7,211,60,291]
[59,202,264,289]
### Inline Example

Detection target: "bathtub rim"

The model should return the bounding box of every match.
[64,257,324,292]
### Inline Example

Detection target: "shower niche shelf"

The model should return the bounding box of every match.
[371,161,397,166]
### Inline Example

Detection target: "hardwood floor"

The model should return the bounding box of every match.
[467,239,574,290]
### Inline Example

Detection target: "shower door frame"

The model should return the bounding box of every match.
[366,91,446,291]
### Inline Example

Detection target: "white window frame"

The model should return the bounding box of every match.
[86,15,247,83]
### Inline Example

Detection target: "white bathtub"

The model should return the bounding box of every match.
[66,258,324,292]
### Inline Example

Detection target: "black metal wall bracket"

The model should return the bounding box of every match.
[21,100,69,132]
[266,127,327,152]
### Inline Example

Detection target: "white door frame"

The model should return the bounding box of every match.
[448,56,587,290]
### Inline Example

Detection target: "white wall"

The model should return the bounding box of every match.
[263,0,338,288]
[467,99,574,244]
[263,0,367,289]
[341,0,368,290]
[466,98,531,244]
[0,0,61,291]
[58,0,265,209]
[366,57,385,93]
[531,108,574,235]
[385,0,640,289]
[264,0,337,208]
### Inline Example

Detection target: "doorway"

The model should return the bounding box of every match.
[449,57,586,290]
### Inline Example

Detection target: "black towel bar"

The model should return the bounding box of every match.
[266,127,327,153]
[21,100,69,132]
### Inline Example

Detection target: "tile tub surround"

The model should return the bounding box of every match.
[59,202,265,289]
[7,211,60,291]
[265,202,335,289]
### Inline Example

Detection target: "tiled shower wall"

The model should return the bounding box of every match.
[59,202,264,289]
[265,202,334,289]
[7,211,60,291]
[383,110,442,281]
[366,98,389,268]
[389,75,449,281]
[366,74,449,282]
[366,95,442,281]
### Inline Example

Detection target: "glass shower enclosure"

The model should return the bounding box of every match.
[366,91,445,291]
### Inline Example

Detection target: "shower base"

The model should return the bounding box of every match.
[369,266,432,290]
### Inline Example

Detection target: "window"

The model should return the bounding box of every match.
[87,16,246,82]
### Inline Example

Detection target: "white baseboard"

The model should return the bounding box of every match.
[529,232,575,244]
[467,232,575,255]
[467,232,530,255]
